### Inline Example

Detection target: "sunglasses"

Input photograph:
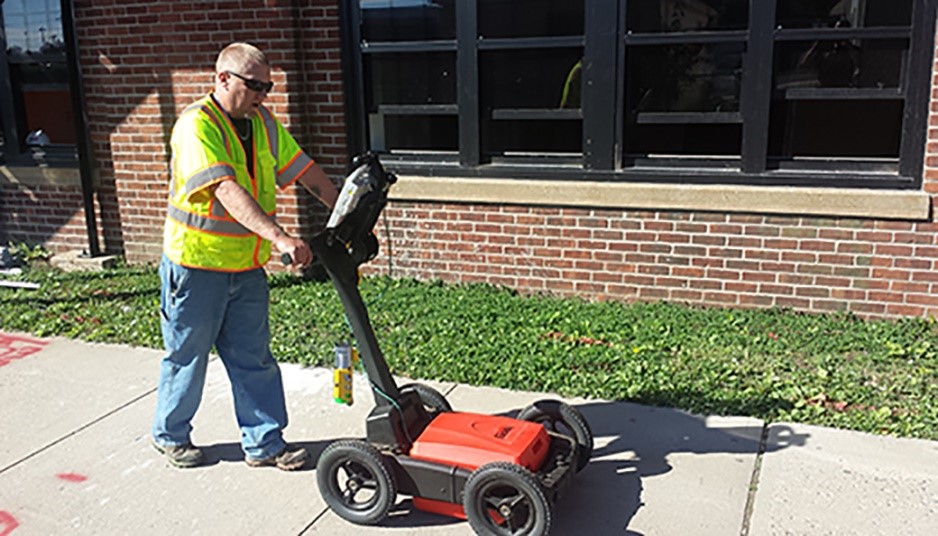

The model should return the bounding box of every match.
[226,71,274,93]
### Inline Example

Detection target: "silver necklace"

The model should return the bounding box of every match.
[233,119,250,141]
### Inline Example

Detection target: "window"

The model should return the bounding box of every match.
[622,1,748,163]
[768,1,912,165]
[477,0,584,160]
[360,0,458,154]
[342,0,935,188]
[0,0,77,167]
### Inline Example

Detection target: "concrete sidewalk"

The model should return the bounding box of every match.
[0,332,935,535]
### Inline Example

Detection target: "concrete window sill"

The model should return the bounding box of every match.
[388,175,931,221]
[0,165,81,187]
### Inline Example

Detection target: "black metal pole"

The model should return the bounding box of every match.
[739,0,776,174]
[61,0,101,257]
[0,6,20,159]
[899,0,938,182]
[310,232,401,407]
[338,0,366,159]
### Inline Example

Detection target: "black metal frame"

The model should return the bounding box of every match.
[0,0,99,255]
[338,0,936,190]
[740,0,776,174]
[62,0,100,256]
[0,6,16,160]
[456,0,479,167]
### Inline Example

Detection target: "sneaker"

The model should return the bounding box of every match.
[152,440,203,468]
[245,445,308,471]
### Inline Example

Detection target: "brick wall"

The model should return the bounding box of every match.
[0,183,107,253]
[4,3,938,320]
[370,205,938,318]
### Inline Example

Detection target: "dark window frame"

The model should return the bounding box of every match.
[340,0,937,190]
[0,0,79,168]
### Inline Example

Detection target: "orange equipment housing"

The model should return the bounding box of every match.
[409,412,551,519]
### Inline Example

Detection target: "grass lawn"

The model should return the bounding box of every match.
[1,264,935,440]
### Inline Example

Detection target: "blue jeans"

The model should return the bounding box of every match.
[152,255,288,460]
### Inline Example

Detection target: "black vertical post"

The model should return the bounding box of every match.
[339,0,367,159]
[615,0,628,169]
[61,0,101,256]
[899,0,937,182]
[740,0,776,174]
[583,0,619,170]
[0,7,19,160]
[457,0,479,167]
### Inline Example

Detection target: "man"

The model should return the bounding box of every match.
[152,42,338,470]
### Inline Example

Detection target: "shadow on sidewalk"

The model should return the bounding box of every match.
[355,399,809,534]
[553,401,809,534]
[198,440,333,472]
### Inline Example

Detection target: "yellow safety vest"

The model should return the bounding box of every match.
[162,94,314,271]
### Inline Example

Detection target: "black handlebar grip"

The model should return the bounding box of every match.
[280,252,293,265]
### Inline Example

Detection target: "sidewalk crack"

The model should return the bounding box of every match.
[739,422,770,536]
[297,507,331,535]
[0,388,157,475]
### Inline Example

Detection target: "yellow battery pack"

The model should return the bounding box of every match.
[333,367,353,405]
[333,343,358,405]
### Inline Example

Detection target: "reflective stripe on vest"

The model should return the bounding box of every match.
[257,105,313,189]
[277,151,313,189]
[180,163,236,198]
[166,203,252,236]
[209,198,228,218]
[259,106,278,163]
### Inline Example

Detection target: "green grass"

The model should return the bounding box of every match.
[1,264,935,440]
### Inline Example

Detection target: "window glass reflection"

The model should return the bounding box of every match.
[626,0,748,33]
[768,100,901,158]
[776,0,911,29]
[360,0,456,42]
[2,0,74,149]
[478,0,584,39]
[373,115,458,151]
[775,39,905,89]
[3,0,63,55]
[483,119,582,156]
[364,52,456,108]
[628,43,743,113]
[480,48,583,110]
[625,124,741,156]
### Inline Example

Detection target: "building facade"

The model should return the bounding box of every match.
[2,0,938,318]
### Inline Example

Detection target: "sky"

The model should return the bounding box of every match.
[3,0,62,53]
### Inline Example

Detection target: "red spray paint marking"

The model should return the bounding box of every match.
[0,511,19,536]
[56,473,88,483]
[0,333,47,368]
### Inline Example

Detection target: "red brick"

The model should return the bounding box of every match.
[885,304,926,316]
[813,300,849,312]
[906,293,938,306]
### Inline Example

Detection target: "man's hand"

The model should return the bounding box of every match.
[273,235,312,268]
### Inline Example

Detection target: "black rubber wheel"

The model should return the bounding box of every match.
[400,382,453,413]
[517,400,593,472]
[316,439,396,525]
[463,461,552,536]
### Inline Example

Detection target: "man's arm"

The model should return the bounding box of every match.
[297,162,339,210]
[214,180,313,266]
